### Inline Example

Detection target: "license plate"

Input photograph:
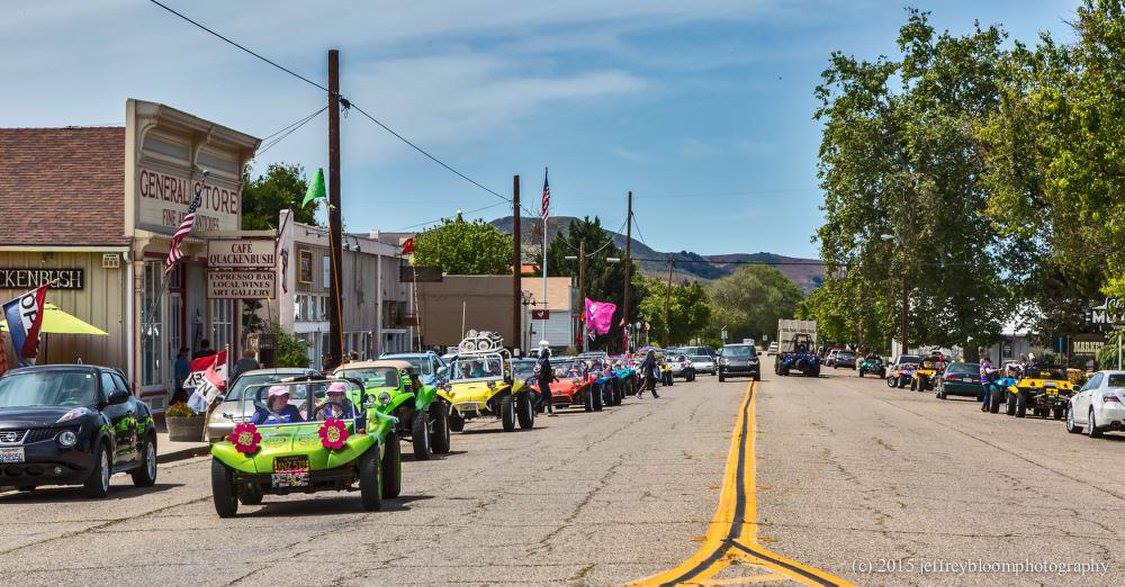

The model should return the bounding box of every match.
[0,447,25,463]
[1046,389,1057,396]
[271,455,309,488]
[962,378,973,383]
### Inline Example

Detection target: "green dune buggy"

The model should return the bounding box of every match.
[334,360,452,461]
[209,377,400,517]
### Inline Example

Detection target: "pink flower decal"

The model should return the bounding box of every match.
[230,422,261,455]
[318,418,349,450]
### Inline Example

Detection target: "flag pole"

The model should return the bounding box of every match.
[541,167,549,354]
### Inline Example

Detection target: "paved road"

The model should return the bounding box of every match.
[757,369,1125,585]
[0,378,745,586]
[2,369,1120,586]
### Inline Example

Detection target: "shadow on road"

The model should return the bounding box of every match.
[402,450,468,462]
[246,493,435,517]
[0,481,183,503]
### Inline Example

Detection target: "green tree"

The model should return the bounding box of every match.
[637,277,712,346]
[241,163,320,230]
[814,9,1012,352]
[707,266,804,344]
[413,215,513,275]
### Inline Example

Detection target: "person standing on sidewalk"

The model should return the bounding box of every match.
[232,347,260,381]
[979,356,996,411]
[536,348,558,416]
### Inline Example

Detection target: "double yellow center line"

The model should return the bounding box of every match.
[632,381,853,586]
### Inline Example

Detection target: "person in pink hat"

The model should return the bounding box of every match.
[317,381,357,419]
[251,385,304,424]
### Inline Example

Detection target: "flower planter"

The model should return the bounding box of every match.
[166,415,205,442]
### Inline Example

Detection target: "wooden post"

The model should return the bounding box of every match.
[327,49,344,369]
[622,191,633,352]
[511,175,522,351]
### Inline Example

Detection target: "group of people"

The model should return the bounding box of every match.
[976,353,1056,411]
[249,381,357,425]
[531,348,664,417]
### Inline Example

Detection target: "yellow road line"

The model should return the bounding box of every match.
[631,380,853,587]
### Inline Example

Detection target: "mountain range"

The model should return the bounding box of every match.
[490,215,826,292]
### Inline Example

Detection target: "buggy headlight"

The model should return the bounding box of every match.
[378,392,391,405]
[57,430,78,448]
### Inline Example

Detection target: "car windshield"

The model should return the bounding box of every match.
[946,362,979,375]
[227,372,304,401]
[384,355,432,376]
[898,355,922,365]
[240,379,359,425]
[336,367,400,389]
[450,355,504,380]
[723,346,756,357]
[0,370,99,408]
[837,352,854,359]
[511,360,537,379]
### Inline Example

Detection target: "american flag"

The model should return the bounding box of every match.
[540,168,550,222]
[165,185,203,274]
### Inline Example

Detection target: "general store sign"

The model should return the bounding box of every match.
[207,270,275,299]
[0,268,84,290]
[206,239,276,269]
[136,166,241,235]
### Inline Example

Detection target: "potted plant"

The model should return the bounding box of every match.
[165,402,205,442]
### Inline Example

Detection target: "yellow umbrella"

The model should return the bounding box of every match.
[0,303,108,336]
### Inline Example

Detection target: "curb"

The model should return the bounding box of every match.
[157,445,211,464]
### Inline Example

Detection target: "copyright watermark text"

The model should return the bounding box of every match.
[850,558,1110,577]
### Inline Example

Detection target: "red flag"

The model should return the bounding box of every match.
[401,237,415,256]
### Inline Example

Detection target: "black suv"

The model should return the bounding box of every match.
[717,344,761,382]
[0,365,157,497]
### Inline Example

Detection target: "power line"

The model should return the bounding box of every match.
[148,0,516,210]
[399,201,509,231]
[631,256,826,266]
[257,106,328,155]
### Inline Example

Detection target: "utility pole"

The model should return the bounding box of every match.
[663,257,674,347]
[511,175,522,352]
[622,191,633,353]
[327,49,344,370]
[579,240,587,353]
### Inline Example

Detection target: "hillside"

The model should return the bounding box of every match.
[490,215,826,292]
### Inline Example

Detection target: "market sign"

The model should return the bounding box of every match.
[1085,298,1124,326]
[207,270,275,299]
[0,268,84,290]
[206,239,276,269]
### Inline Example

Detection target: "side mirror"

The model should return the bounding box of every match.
[215,394,226,404]
[107,389,130,405]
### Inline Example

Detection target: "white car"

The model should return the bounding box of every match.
[766,342,779,356]
[1067,370,1125,437]
[689,354,716,375]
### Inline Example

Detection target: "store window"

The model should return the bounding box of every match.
[141,261,163,387]
[210,299,234,351]
[322,255,331,288]
[168,266,183,365]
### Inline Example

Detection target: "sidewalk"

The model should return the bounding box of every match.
[154,418,211,464]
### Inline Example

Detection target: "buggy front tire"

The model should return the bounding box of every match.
[500,394,517,431]
[517,391,535,429]
[411,411,432,461]
[211,459,239,518]
[593,384,604,411]
[1015,392,1027,418]
[1005,392,1017,415]
[359,447,383,512]
[431,401,451,454]
[381,432,401,499]
[449,410,465,432]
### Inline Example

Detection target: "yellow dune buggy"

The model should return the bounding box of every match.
[1005,363,1075,419]
[441,331,535,432]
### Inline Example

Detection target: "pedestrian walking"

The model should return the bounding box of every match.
[638,349,660,399]
[536,347,557,416]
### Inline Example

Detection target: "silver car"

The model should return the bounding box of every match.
[205,368,311,442]
[690,354,716,375]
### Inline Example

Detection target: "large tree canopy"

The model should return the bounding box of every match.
[241,163,320,230]
[637,278,711,347]
[413,215,513,275]
[707,266,804,345]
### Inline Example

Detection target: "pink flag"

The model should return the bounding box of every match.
[584,298,617,336]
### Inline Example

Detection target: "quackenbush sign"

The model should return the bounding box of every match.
[0,268,84,290]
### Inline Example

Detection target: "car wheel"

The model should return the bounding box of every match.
[859,370,864,378]
[517,391,535,429]
[358,446,383,512]
[430,401,451,454]
[752,372,760,381]
[211,459,238,518]
[1088,409,1102,438]
[593,385,604,412]
[131,435,157,487]
[381,432,402,499]
[1052,406,1066,420]
[410,410,432,461]
[1015,392,1027,418]
[1005,392,1016,415]
[501,394,517,431]
[1066,406,1082,434]
[886,376,895,388]
[583,388,594,412]
[718,370,725,382]
[989,391,1002,413]
[83,445,112,498]
[449,410,465,432]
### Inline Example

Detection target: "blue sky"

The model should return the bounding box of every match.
[2,1,1076,257]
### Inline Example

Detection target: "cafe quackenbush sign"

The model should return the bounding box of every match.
[206,239,276,269]
[0,268,84,290]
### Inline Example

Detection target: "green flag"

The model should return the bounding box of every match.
[302,168,326,208]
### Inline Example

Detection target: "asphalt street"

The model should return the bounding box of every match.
[1,369,1121,586]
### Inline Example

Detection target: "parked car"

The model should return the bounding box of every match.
[207,368,311,442]
[935,362,981,400]
[857,354,886,378]
[766,342,779,356]
[832,350,857,369]
[717,344,761,382]
[689,354,716,375]
[1067,370,1125,437]
[678,346,716,359]
[380,351,448,386]
[0,365,157,497]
